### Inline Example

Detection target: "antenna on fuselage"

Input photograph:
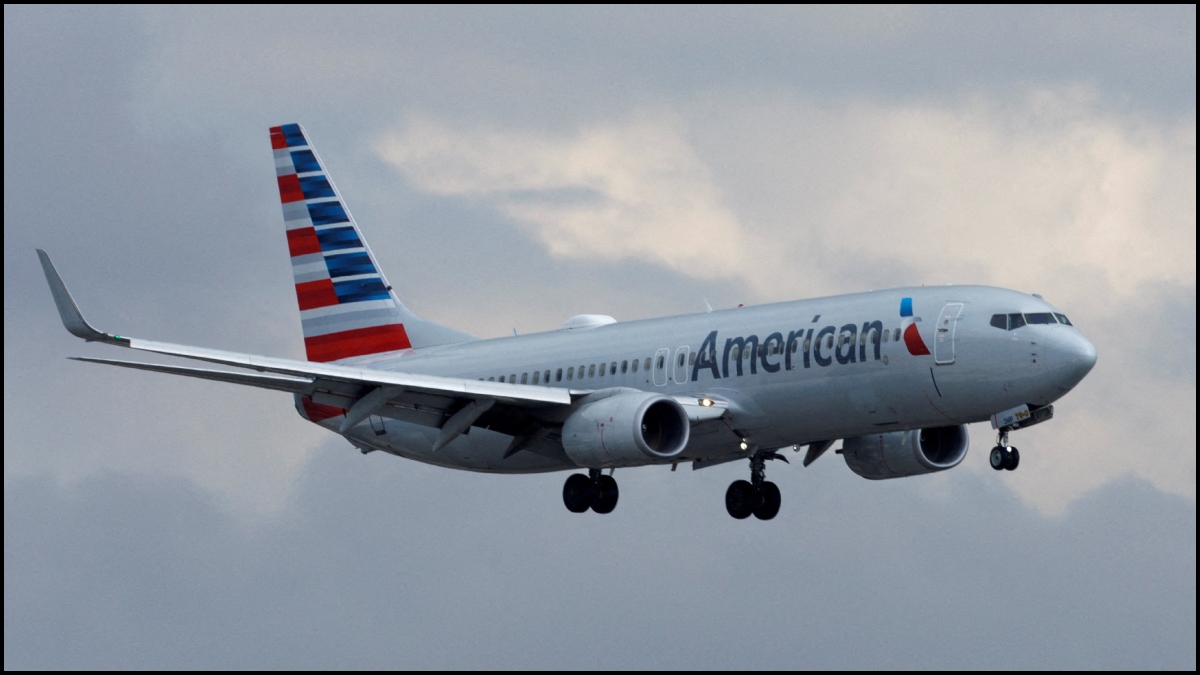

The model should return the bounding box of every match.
[702,297,713,314]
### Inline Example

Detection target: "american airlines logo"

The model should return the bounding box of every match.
[688,298,929,382]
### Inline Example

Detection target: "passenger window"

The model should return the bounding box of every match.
[544,370,551,383]
[657,356,664,369]
[588,364,596,378]
[622,360,628,373]
[894,328,901,341]
[556,368,563,382]
[883,330,889,342]
[567,367,574,380]
[1054,313,1071,326]
[803,338,811,352]
[688,353,695,366]
[678,353,685,367]
[498,375,505,383]
[510,373,516,383]
[521,373,528,384]
[632,359,639,373]
[790,339,798,353]
[859,333,867,346]
[532,371,540,384]
[827,335,835,349]
[600,363,607,376]
[990,314,1007,330]
[579,364,586,378]
[488,376,495,381]
[645,357,652,370]
[1008,313,1026,328]
[610,362,617,374]
[731,345,740,360]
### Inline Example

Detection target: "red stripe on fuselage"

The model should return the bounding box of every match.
[277,174,304,203]
[305,324,412,362]
[295,278,339,310]
[904,323,931,356]
[287,227,322,257]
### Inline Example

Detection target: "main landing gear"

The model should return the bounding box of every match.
[562,468,619,514]
[725,454,782,520]
[989,430,1020,471]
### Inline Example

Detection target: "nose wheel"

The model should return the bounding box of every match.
[990,431,1020,471]
[725,453,783,520]
[562,469,619,514]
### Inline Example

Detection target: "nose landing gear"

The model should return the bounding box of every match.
[562,468,619,514]
[725,453,782,520]
[990,430,1020,471]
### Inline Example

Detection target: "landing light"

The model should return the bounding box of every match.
[699,398,714,407]
[739,441,749,451]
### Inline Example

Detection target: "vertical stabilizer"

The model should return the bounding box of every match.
[270,124,472,362]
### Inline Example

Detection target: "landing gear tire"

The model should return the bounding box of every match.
[990,446,1007,471]
[591,475,619,514]
[562,473,594,513]
[1004,447,1020,471]
[725,480,756,519]
[753,481,781,521]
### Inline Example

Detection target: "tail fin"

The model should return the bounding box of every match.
[270,124,473,362]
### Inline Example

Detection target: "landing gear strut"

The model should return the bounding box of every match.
[990,430,1020,471]
[725,454,781,520]
[562,468,619,514]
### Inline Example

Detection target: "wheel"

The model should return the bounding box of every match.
[1004,447,1020,471]
[753,481,781,521]
[591,475,619,514]
[725,480,755,519]
[989,446,1007,471]
[562,473,594,513]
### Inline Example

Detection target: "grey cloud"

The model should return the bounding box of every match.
[4,446,1195,669]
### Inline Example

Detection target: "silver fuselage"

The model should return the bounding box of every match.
[329,285,1096,473]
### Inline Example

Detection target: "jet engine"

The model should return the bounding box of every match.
[562,390,690,468]
[841,425,969,480]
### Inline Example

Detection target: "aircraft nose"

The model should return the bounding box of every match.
[1047,328,1097,392]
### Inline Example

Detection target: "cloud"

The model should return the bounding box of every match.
[4,451,1195,669]
[377,114,753,280]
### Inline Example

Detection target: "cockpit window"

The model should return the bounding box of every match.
[1024,312,1057,324]
[990,314,1007,330]
[1054,313,1072,326]
[1008,313,1026,329]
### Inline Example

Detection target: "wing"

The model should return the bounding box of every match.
[39,250,726,449]
[38,249,572,446]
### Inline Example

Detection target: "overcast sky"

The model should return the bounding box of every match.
[4,5,1195,669]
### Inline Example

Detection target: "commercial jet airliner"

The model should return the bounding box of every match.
[38,123,1098,520]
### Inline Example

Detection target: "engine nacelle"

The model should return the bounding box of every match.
[842,425,969,480]
[562,390,690,468]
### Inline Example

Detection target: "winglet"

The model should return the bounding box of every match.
[36,249,128,345]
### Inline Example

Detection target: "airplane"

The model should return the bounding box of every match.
[37,123,1098,520]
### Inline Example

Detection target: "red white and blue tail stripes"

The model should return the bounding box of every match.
[271,124,412,362]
